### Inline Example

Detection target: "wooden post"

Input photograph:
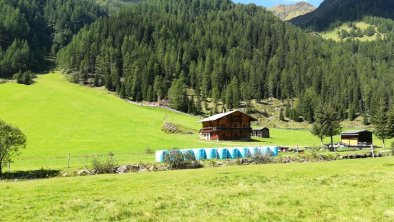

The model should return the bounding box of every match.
[371,145,374,158]
[68,153,71,168]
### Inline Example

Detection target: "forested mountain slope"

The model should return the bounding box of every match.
[57,0,394,123]
[290,0,394,31]
[269,2,315,21]
[0,0,106,77]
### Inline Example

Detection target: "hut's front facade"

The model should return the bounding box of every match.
[199,110,257,141]
[341,130,373,146]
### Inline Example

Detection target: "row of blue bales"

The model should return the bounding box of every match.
[155,146,279,162]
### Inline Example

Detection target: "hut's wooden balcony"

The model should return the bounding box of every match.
[199,127,252,133]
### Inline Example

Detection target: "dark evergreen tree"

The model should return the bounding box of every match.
[323,106,342,151]
[373,99,392,148]
[168,75,187,112]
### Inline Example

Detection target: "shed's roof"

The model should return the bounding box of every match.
[253,127,269,131]
[341,129,371,135]
[198,110,257,122]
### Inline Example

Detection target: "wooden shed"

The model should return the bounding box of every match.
[199,110,257,141]
[341,130,373,146]
[251,128,270,138]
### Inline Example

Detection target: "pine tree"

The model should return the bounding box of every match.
[373,100,392,148]
[168,75,187,112]
[231,77,240,108]
[348,105,355,121]
[324,106,342,151]
[153,75,164,102]
[310,105,327,146]
[386,108,394,144]
[225,84,232,111]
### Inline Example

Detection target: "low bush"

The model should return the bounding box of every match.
[91,152,117,174]
[250,153,274,164]
[164,149,202,170]
[336,147,360,152]
[144,147,154,154]
[1,168,60,180]
[304,147,321,160]
[304,147,337,161]
[13,70,35,85]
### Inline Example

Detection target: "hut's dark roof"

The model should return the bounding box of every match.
[341,130,371,135]
[252,127,269,131]
[199,110,257,123]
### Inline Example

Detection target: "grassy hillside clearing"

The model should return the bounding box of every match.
[0,157,393,221]
[0,73,390,171]
[320,21,383,42]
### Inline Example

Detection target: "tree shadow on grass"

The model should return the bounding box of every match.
[0,169,61,180]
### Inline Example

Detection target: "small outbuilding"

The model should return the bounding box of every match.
[340,130,373,146]
[251,128,270,138]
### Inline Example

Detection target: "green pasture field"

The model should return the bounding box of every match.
[0,73,390,171]
[0,157,393,221]
[320,21,381,42]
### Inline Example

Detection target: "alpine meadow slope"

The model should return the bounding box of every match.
[0,73,203,170]
[0,73,339,170]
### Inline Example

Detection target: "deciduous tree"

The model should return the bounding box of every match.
[0,120,26,176]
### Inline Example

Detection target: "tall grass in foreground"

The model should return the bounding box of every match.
[0,157,393,221]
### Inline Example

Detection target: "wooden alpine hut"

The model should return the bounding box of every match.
[199,110,257,141]
[340,130,373,146]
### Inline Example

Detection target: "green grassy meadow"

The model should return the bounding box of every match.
[0,73,390,170]
[320,21,382,42]
[0,157,393,221]
[1,73,394,221]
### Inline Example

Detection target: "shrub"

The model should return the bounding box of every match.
[279,108,285,121]
[144,147,154,154]
[68,72,80,83]
[13,70,35,85]
[91,152,117,174]
[1,168,60,180]
[304,147,337,161]
[164,149,202,170]
[336,147,360,152]
[250,153,273,164]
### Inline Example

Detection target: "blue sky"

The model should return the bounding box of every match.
[233,0,324,8]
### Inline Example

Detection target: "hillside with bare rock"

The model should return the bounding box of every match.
[270,2,316,21]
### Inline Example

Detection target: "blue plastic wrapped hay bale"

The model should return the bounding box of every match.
[155,150,168,162]
[248,147,260,157]
[240,147,251,158]
[228,147,241,159]
[269,146,279,156]
[192,149,207,160]
[205,148,218,159]
[261,146,271,156]
[217,148,230,159]
[181,149,195,159]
